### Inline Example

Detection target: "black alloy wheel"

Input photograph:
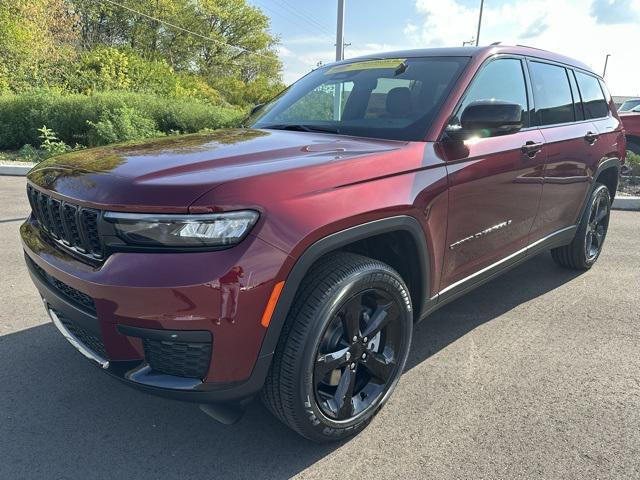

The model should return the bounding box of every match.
[314,289,403,421]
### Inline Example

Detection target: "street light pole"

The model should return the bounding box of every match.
[475,0,484,46]
[603,54,611,78]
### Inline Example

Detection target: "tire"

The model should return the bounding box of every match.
[551,183,611,270]
[261,252,413,442]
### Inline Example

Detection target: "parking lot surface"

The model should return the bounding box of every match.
[1,175,639,479]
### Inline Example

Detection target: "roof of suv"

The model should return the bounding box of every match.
[346,44,596,77]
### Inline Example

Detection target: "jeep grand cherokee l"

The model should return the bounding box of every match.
[22,45,625,442]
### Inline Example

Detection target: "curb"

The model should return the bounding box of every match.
[0,165,32,176]
[612,196,640,211]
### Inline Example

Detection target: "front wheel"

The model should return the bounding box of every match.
[261,252,413,442]
[551,183,611,269]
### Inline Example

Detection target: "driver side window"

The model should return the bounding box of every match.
[454,58,529,131]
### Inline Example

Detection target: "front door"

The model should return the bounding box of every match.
[439,57,546,294]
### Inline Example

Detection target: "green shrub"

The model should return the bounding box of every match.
[86,107,160,145]
[37,125,71,156]
[626,150,640,175]
[0,91,245,149]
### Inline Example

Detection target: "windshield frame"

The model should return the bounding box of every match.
[248,56,471,142]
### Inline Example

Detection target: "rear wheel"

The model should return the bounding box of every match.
[261,252,413,442]
[551,183,611,269]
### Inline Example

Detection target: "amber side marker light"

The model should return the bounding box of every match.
[260,280,285,327]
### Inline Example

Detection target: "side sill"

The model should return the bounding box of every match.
[421,225,577,319]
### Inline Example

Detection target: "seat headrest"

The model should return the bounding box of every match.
[385,87,412,116]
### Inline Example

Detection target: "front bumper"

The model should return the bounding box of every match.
[22,218,288,403]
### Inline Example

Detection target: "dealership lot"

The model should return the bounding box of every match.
[1,174,639,479]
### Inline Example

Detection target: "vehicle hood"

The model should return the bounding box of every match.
[27,128,404,212]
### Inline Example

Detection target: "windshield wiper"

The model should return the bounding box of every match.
[258,124,341,134]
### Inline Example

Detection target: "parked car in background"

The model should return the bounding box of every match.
[21,45,625,442]
[620,111,640,154]
[619,98,640,113]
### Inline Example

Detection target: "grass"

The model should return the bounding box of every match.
[0,150,34,163]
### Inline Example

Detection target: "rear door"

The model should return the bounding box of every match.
[439,57,546,293]
[528,62,607,240]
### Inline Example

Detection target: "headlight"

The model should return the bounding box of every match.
[103,210,259,248]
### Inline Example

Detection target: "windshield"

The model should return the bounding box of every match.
[250,56,470,141]
[619,100,640,112]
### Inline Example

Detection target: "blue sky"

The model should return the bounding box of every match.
[248,0,638,95]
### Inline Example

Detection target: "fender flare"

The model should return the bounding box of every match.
[577,157,620,222]
[257,215,430,360]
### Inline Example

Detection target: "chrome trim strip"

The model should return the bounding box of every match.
[439,225,576,296]
[48,308,109,369]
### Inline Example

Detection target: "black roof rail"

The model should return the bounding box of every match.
[489,41,502,46]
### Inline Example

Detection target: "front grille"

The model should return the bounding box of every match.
[143,338,212,379]
[56,310,107,359]
[27,184,103,261]
[27,255,97,315]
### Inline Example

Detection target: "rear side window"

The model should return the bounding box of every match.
[529,61,574,126]
[456,58,529,128]
[575,72,609,119]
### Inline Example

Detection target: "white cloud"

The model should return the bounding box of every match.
[406,0,640,95]
[277,1,639,94]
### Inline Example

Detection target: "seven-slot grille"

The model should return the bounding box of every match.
[27,184,103,261]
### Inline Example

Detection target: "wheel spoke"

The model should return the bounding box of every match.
[363,351,395,382]
[315,346,350,380]
[334,366,357,419]
[595,229,604,247]
[590,196,601,223]
[341,294,362,341]
[361,302,393,339]
[595,204,608,223]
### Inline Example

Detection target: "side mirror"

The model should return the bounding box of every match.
[250,103,265,116]
[446,101,523,140]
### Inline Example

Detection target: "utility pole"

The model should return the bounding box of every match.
[603,54,611,78]
[475,0,484,46]
[334,0,346,120]
[336,0,346,61]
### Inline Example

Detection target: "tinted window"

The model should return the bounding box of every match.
[575,72,608,119]
[456,58,529,129]
[529,62,574,126]
[250,57,469,142]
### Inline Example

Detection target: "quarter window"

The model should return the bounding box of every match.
[575,72,609,119]
[529,62,575,126]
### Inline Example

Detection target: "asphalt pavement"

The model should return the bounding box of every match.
[1,175,639,479]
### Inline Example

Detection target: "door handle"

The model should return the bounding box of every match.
[521,141,544,158]
[584,131,599,145]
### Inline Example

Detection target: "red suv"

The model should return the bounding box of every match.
[22,45,624,442]
[619,111,640,154]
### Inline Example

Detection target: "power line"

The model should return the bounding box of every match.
[273,0,333,35]
[100,0,274,60]
[257,1,331,38]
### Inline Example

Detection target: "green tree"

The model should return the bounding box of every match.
[0,0,77,92]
